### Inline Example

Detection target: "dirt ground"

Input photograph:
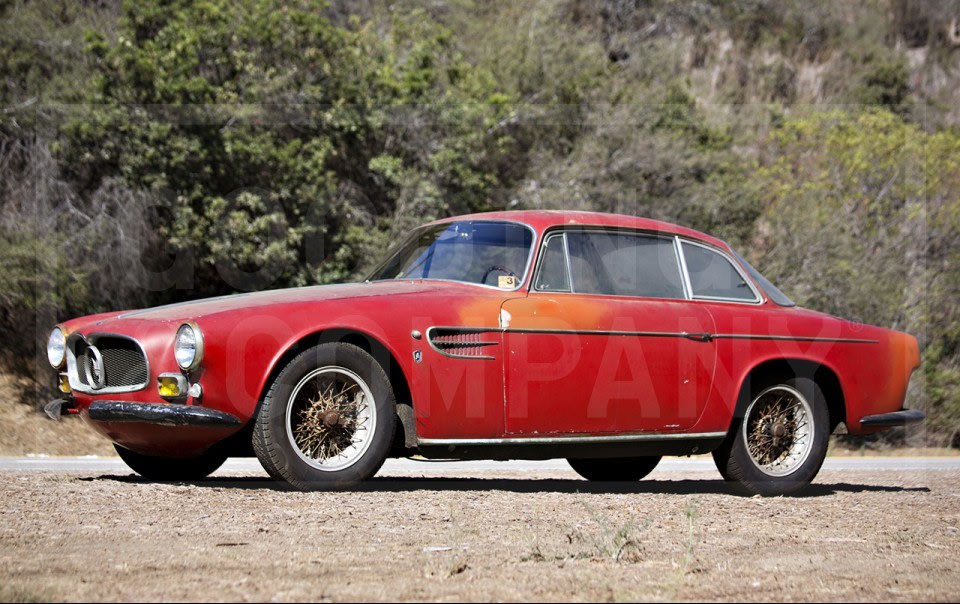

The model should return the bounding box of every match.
[1,464,958,602]
[3,369,959,602]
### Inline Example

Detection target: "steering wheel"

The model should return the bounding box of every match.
[481,265,518,285]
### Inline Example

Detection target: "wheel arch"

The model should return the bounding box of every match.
[254,327,416,448]
[733,357,847,432]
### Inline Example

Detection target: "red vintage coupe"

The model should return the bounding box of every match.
[45,211,923,494]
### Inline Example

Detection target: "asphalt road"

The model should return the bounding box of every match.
[2,455,958,474]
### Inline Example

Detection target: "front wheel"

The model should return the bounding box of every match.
[567,456,661,481]
[114,444,227,481]
[713,377,829,496]
[252,342,396,491]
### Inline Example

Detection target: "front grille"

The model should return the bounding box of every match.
[428,328,499,359]
[73,336,148,391]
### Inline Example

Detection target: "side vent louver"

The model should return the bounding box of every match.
[427,328,499,359]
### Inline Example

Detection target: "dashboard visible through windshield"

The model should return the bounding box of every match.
[368,221,535,289]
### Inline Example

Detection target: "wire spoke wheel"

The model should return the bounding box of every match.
[742,385,813,477]
[285,367,376,472]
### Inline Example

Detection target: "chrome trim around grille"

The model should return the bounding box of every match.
[65,332,150,394]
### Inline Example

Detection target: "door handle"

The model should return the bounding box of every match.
[682,332,713,343]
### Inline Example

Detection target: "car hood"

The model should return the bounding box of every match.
[115,280,444,322]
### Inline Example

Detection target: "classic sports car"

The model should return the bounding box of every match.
[45,210,923,495]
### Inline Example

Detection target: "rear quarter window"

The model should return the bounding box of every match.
[681,242,757,302]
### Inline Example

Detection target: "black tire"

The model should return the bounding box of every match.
[252,342,396,491]
[713,376,829,496]
[567,456,662,481]
[114,444,227,481]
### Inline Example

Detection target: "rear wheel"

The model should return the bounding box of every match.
[567,456,661,481]
[252,342,396,491]
[114,444,227,481]
[713,376,829,496]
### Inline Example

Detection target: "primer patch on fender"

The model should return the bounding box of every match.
[499,308,512,329]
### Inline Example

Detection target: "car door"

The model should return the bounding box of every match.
[501,229,717,434]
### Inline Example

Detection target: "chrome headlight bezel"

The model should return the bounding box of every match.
[47,327,66,369]
[174,322,204,372]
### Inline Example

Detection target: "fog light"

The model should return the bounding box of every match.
[158,373,188,398]
[58,373,71,394]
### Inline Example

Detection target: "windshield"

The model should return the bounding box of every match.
[731,250,796,307]
[367,221,535,289]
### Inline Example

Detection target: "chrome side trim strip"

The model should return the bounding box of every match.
[418,431,728,446]
[506,328,700,339]
[711,334,879,344]
[425,325,879,345]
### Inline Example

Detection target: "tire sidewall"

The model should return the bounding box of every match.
[114,443,227,481]
[567,456,662,482]
[727,376,829,496]
[256,342,395,490]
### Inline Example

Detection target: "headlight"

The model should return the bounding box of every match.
[174,322,204,372]
[47,327,66,368]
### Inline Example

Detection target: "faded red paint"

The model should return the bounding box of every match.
[56,210,920,457]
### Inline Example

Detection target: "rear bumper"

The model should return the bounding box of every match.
[859,408,925,428]
[87,401,242,428]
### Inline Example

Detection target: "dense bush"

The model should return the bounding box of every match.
[751,110,960,444]
[55,0,518,295]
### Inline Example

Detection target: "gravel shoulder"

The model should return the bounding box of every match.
[2,464,958,602]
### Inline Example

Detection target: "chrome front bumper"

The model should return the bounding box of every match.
[86,401,241,427]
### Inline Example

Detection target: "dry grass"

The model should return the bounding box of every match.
[0,371,113,456]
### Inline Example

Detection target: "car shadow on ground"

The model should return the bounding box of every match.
[78,474,931,497]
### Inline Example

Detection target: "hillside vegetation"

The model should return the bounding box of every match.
[1,0,958,446]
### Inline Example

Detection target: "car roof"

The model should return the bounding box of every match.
[427,210,731,252]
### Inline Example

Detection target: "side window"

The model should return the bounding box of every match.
[564,231,685,299]
[534,234,570,292]
[681,242,757,301]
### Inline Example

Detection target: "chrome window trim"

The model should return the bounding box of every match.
[730,248,795,307]
[674,236,693,300]
[530,226,686,301]
[370,219,538,293]
[562,232,574,292]
[65,332,150,395]
[677,238,763,305]
[531,231,573,293]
